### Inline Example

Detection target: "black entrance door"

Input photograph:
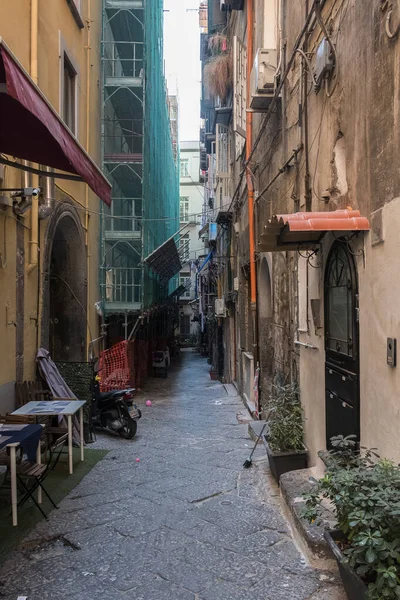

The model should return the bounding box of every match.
[324,242,360,448]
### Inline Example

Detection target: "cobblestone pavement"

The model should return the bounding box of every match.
[0,350,345,600]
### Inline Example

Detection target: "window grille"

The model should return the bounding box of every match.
[233,36,247,138]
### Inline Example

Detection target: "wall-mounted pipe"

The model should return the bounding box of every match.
[246,0,259,408]
[27,0,39,274]
[246,0,256,312]
[294,340,318,350]
[85,0,92,359]
[39,167,55,220]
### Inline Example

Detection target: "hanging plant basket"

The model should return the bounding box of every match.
[203,52,233,101]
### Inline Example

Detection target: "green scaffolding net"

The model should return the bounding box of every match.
[101,0,179,314]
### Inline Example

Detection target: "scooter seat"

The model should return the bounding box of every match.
[98,388,135,401]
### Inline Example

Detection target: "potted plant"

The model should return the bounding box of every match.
[302,435,400,600]
[264,382,308,483]
[203,35,233,102]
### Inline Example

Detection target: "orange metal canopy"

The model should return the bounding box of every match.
[258,209,370,252]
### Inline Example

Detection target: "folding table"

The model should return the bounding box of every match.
[11,400,86,476]
[0,423,42,526]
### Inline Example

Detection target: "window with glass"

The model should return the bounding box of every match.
[325,244,356,357]
[180,159,189,178]
[63,53,77,134]
[179,274,191,298]
[180,196,189,222]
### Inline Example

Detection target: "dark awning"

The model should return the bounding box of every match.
[143,238,182,281]
[258,209,370,252]
[168,285,186,299]
[0,39,111,206]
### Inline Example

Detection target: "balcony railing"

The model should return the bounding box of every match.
[102,267,141,304]
[103,118,143,159]
[104,198,142,235]
[103,40,144,81]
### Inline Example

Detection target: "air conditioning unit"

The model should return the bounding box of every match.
[215,298,227,317]
[250,49,278,111]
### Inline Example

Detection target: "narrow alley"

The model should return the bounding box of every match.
[0,352,344,600]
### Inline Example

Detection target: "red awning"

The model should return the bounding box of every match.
[0,39,111,206]
[259,209,370,252]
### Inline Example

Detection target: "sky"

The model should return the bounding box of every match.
[164,0,201,142]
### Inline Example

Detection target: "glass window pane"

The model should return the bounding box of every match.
[326,245,354,357]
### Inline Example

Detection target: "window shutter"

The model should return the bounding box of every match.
[233,36,247,139]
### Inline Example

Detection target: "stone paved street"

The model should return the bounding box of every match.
[0,351,345,600]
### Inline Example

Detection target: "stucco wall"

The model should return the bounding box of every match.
[218,0,400,463]
[0,0,102,409]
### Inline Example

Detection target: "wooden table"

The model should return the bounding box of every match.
[0,424,42,526]
[12,400,86,475]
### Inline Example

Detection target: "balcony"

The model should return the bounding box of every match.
[106,0,143,7]
[103,197,142,241]
[103,41,144,88]
[102,267,142,312]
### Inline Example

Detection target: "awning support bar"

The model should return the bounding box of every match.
[0,157,83,182]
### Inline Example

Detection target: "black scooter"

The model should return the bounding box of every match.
[92,377,141,439]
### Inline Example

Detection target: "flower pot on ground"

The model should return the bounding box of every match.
[265,441,308,483]
[265,381,308,483]
[209,370,218,381]
[324,530,368,600]
[303,435,400,600]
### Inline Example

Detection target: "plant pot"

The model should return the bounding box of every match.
[265,440,308,483]
[324,530,368,600]
[209,371,218,381]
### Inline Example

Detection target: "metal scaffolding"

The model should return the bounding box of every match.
[100,0,179,327]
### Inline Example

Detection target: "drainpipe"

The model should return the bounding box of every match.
[85,0,92,358]
[246,0,258,364]
[27,0,39,274]
[39,168,55,220]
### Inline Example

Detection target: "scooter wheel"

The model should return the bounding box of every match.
[118,407,137,439]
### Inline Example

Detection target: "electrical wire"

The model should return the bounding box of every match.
[315,0,339,97]
[214,0,320,224]
[295,49,318,87]
[54,183,226,223]
[48,272,94,345]
[311,96,328,202]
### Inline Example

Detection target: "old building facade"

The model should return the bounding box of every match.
[0,0,109,411]
[178,141,206,339]
[201,0,400,465]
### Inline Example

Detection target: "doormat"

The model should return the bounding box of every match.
[0,447,108,565]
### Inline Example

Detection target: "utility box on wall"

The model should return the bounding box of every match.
[250,49,277,110]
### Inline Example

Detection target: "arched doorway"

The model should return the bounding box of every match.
[324,242,360,448]
[42,206,87,362]
[258,256,273,409]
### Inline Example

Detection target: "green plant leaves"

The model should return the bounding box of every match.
[266,382,305,453]
[301,436,400,600]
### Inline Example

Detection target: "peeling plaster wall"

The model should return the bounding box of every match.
[223,0,400,462]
